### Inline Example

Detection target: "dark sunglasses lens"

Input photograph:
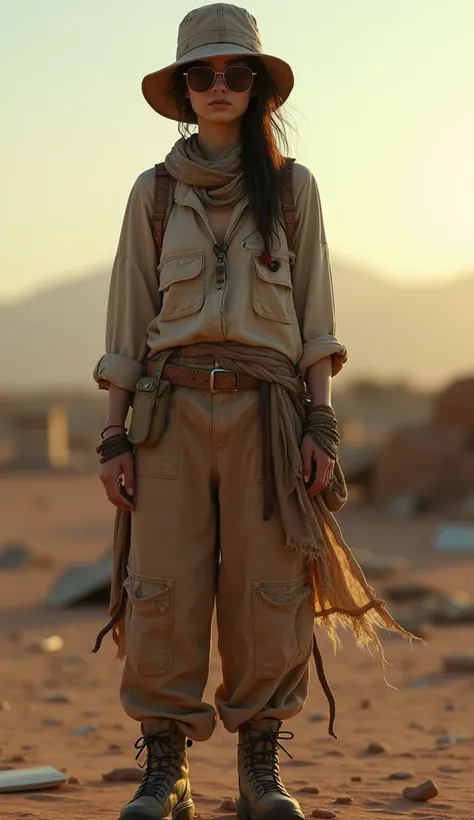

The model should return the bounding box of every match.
[225,66,253,92]
[187,67,214,92]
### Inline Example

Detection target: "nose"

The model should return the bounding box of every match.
[212,72,227,93]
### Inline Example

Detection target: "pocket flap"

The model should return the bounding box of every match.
[253,256,292,287]
[158,252,204,291]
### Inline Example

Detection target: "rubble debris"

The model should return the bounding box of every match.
[0,765,68,793]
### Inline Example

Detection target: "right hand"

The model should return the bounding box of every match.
[99,431,135,512]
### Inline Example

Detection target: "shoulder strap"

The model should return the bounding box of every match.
[151,163,174,262]
[280,158,296,251]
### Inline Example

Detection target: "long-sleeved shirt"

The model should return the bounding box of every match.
[93,162,347,392]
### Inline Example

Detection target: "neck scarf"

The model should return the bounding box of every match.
[164,134,246,209]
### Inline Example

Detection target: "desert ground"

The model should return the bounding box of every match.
[1,472,473,820]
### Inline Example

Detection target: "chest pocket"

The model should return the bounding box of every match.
[158,250,204,322]
[252,255,294,324]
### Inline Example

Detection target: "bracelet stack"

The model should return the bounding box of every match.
[96,432,132,464]
[304,404,341,460]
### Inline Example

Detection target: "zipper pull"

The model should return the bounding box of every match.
[213,243,228,285]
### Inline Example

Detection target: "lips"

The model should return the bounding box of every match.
[209,100,231,106]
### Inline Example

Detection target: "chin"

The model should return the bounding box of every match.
[202,110,241,125]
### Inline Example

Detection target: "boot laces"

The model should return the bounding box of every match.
[132,731,180,801]
[244,729,294,797]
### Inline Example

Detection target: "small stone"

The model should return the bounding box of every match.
[436,734,457,745]
[108,743,122,751]
[83,709,102,718]
[0,765,15,771]
[42,717,64,727]
[29,635,64,654]
[307,713,325,723]
[403,779,438,802]
[299,786,320,794]
[312,811,337,819]
[334,797,352,805]
[389,771,414,780]
[365,741,389,754]
[68,776,81,785]
[443,653,474,674]
[0,701,12,712]
[72,725,98,735]
[0,542,32,569]
[360,699,371,709]
[444,701,456,711]
[351,776,362,782]
[5,755,27,763]
[408,721,425,731]
[218,798,237,812]
[42,692,73,704]
[102,767,143,783]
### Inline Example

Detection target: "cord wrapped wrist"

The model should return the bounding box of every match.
[304,404,340,460]
[96,432,132,464]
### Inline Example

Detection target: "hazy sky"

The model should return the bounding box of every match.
[1,0,473,301]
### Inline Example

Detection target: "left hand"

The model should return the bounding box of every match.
[300,435,335,496]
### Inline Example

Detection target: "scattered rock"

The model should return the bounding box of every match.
[102,767,143,783]
[0,701,12,712]
[356,551,408,580]
[0,766,15,771]
[325,750,345,757]
[408,722,425,731]
[108,743,123,752]
[42,718,64,727]
[41,692,73,704]
[71,725,98,735]
[443,653,474,674]
[444,700,457,711]
[360,699,371,709]
[387,493,426,518]
[434,523,474,554]
[389,771,414,780]
[29,635,64,654]
[307,713,325,723]
[218,798,237,812]
[403,779,438,802]
[83,709,102,718]
[0,542,33,569]
[334,797,352,805]
[384,583,439,604]
[311,811,337,819]
[68,776,81,785]
[299,786,320,794]
[431,592,474,624]
[351,776,362,782]
[365,741,389,755]
[436,734,457,745]
[5,755,28,763]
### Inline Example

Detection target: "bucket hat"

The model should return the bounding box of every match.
[142,3,294,121]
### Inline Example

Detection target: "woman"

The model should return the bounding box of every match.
[93,5,410,820]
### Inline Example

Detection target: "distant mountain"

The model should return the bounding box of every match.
[0,259,472,391]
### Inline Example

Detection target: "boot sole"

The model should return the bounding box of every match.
[236,797,305,820]
[119,797,195,820]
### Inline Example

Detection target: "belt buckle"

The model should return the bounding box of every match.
[209,368,238,393]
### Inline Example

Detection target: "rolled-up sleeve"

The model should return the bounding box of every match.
[291,164,347,378]
[93,169,162,392]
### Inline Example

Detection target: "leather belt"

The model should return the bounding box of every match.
[146,361,260,393]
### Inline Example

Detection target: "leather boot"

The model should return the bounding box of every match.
[119,720,195,820]
[237,718,305,820]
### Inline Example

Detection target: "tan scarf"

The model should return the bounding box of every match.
[164,134,246,209]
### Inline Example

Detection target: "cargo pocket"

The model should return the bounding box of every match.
[134,386,185,479]
[128,378,171,447]
[124,572,174,677]
[252,255,294,323]
[158,250,205,321]
[253,577,314,679]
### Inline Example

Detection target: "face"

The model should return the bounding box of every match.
[184,56,255,125]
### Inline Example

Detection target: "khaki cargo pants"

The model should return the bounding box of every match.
[121,361,315,742]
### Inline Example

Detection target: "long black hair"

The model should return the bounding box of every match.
[169,57,291,254]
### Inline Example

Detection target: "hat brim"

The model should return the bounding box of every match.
[141,43,294,121]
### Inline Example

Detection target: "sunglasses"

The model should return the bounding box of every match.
[183,65,257,93]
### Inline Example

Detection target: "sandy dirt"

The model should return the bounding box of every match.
[1,473,473,820]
